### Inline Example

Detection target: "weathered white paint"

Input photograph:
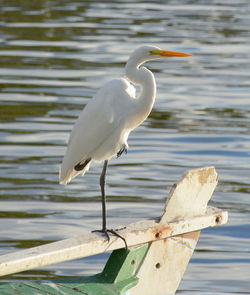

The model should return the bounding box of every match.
[0,208,227,277]
[129,231,201,295]
[129,166,221,295]
[0,167,228,281]
[161,166,218,223]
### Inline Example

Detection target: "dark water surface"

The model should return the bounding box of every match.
[1,0,250,293]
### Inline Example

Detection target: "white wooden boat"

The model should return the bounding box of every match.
[0,166,228,295]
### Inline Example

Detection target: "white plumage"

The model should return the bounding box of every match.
[60,78,136,184]
[59,45,191,186]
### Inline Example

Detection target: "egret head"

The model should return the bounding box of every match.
[128,45,192,66]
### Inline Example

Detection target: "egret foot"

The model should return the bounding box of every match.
[92,228,128,250]
[117,145,128,158]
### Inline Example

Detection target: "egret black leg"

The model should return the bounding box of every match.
[100,159,108,232]
[92,159,127,249]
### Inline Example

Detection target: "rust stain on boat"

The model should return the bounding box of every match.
[151,225,172,240]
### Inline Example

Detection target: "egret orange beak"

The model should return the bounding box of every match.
[150,49,192,57]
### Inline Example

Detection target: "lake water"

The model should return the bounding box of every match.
[0,0,250,293]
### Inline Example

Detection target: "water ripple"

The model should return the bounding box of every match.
[0,0,250,292]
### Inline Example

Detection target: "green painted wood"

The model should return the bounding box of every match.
[0,244,149,295]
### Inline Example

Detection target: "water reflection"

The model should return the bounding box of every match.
[1,0,250,293]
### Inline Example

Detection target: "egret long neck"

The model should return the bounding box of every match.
[125,60,156,127]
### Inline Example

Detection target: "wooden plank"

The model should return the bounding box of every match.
[129,166,221,295]
[0,206,227,277]
[161,166,218,223]
[129,231,201,295]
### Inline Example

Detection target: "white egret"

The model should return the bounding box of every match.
[60,45,191,244]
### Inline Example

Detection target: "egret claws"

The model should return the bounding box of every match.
[92,229,128,250]
[117,145,128,158]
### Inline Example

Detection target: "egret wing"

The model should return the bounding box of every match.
[60,78,135,184]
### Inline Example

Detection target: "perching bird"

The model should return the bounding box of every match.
[60,45,191,243]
